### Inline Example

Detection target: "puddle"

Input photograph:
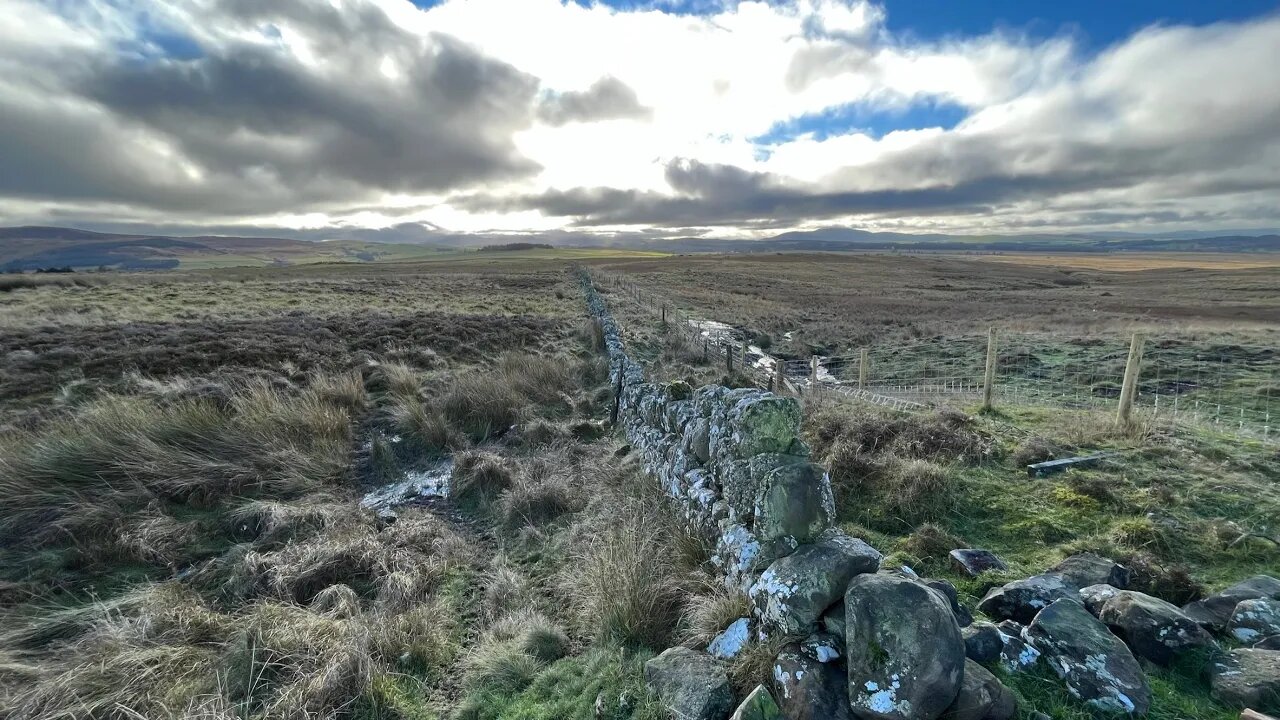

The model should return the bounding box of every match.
[361,459,454,516]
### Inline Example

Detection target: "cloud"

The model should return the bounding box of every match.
[537,76,652,126]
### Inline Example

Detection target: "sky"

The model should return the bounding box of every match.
[2,0,1280,242]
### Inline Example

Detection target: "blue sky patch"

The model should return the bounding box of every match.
[751,98,968,150]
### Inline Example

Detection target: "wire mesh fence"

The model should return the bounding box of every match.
[589,271,1279,444]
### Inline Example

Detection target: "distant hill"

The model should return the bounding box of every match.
[0,226,442,271]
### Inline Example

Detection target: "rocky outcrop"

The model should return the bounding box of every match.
[942,660,1018,720]
[844,573,965,720]
[1025,599,1151,716]
[1098,590,1219,666]
[1182,575,1280,631]
[644,647,734,720]
[978,573,1078,624]
[1207,648,1280,712]
[751,531,881,636]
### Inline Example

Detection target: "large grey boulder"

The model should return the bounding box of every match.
[751,462,835,558]
[1050,553,1130,589]
[728,395,803,458]
[941,659,1018,720]
[731,684,782,720]
[1025,599,1151,716]
[1182,575,1280,630]
[1207,648,1280,712]
[771,645,851,720]
[962,623,1003,665]
[845,573,965,720]
[750,531,881,636]
[949,549,1007,577]
[1255,634,1280,650]
[978,573,1078,624]
[1229,598,1280,644]
[925,578,974,628]
[644,647,734,720]
[1099,590,1219,666]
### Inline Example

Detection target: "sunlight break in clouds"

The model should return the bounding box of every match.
[1,0,1279,239]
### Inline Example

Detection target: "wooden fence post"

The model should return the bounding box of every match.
[859,347,869,389]
[660,305,666,325]
[810,355,819,383]
[703,338,709,362]
[982,327,998,411]
[739,340,747,371]
[775,359,786,395]
[1117,333,1146,425]
[726,344,733,373]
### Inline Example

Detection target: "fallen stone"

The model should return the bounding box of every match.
[771,645,851,720]
[995,621,1041,673]
[1230,598,1280,644]
[709,618,751,660]
[731,684,782,720]
[1050,552,1131,589]
[1099,590,1219,666]
[801,632,844,663]
[942,659,1018,720]
[962,622,1003,665]
[1208,649,1280,713]
[644,647,734,720]
[845,572,965,720]
[950,549,1008,577]
[822,603,846,639]
[750,531,881,636]
[978,573,1079,624]
[1079,584,1122,616]
[751,462,835,558]
[1025,599,1151,716]
[1183,575,1280,631]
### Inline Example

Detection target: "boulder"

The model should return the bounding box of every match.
[729,395,803,458]
[962,623,1003,665]
[731,684,783,720]
[1099,590,1219,666]
[822,603,846,638]
[708,618,751,660]
[750,531,881,636]
[949,549,1008,577]
[644,647,734,720]
[978,574,1078,624]
[1050,553,1130,589]
[1079,584,1122,616]
[715,524,767,592]
[845,573,965,720]
[751,463,835,557]
[941,659,1018,720]
[689,418,711,463]
[926,578,974,628]
[771,645,851,720]
[994,621,1041,673]
[1207,648,1280,713]
[1229,598,1280,644]
[1182,575,1280,631]
[1025,599,1151,716]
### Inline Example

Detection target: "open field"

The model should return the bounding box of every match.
[1,251,1278,720]
[958,252,1280,271]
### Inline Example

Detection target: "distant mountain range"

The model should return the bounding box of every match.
[2,225,1278,271]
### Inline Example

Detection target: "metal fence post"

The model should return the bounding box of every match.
[1117,333,1146,425]
[983,327,998,411]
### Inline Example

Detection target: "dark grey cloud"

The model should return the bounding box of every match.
[0,1,540,216]
[536,76,652,126]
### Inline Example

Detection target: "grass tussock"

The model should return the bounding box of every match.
[681,586,752,648]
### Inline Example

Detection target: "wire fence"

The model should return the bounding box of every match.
[590,270,1279,445]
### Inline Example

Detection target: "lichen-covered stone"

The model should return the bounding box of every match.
[942,659,1018,720]
[1208,648,1280,712]
[978,573,1078,624]
[1024,599,1151,716]
[714,523,766,592]
[845,572,965,720]
[750,531,881,636]
[1050,553,1130,589]
[822,603,846,639]
[1182,575,1280,631]
[1098,590,1219,666]
[949,549,1008,577]
[689,418,712,463]
[728,395,802,458]
[709,618,751,660]
[731,685,782,720]
[751,462,834,557]
[1079,584,1122,616]
[801,631,844,663]
[1229,598,1280,644]
[771,645,851,720]
[962,622,1003,665]
[644,647,734,720]
[994,621,1040,673]
[925,578,973,628]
